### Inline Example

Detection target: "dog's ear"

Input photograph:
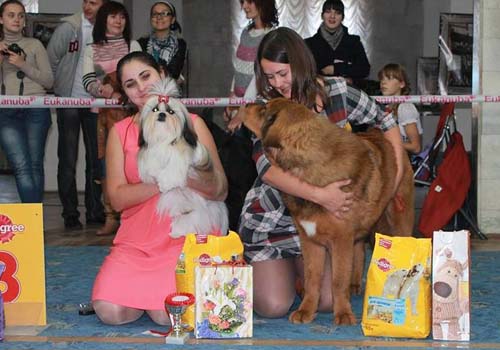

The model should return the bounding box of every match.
[138,127,147,148]
[182,122,198,147]
[261,109,279,141]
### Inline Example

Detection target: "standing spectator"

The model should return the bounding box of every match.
[137,1,186,81]
[305,0,370,87]
[0,0,53,203]
[222,0,278,230]
[229,0,278,101]
[379,63,423,155]
[82,1,140,236]
[47,0,107,230]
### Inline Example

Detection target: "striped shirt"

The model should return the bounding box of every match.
[82,38,141,97]
[233,26,272,97]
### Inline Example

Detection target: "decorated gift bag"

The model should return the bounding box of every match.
[195,263,252,338]
[362,233,432,338]
[175,232,244,328]
[432,230,470,341]
[0,263,4,341]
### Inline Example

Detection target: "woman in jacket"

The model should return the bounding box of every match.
[305,0,370,87]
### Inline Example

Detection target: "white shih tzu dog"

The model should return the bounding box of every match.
[137,78,228,238]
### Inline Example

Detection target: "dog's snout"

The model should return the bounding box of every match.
[157,112,167,122]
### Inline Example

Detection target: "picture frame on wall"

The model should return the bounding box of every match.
[416,57,439,96]
[438,13,473,95]
[25,13,68,48]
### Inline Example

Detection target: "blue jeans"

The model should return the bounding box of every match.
[0,108,51,203]
[56,108,104,221]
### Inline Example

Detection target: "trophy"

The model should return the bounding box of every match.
[164,292,195,344]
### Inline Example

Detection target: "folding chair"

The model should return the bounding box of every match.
[415,103,487,240]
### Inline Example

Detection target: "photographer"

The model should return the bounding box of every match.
[0,0,53,203]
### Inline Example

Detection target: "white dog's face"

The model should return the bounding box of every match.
[140,95,184,146]
[137,78,197,150]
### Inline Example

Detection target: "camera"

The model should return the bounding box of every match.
[2,43,24,56]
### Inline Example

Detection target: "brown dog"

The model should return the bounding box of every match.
[242,98,414,325]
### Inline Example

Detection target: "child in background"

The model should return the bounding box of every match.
[379,63,423,155]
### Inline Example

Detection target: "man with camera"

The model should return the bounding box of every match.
[47,0,108,230]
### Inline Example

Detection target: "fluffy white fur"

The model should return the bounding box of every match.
[137,78,228,238]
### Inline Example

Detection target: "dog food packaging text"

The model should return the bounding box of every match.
[195,264,253,338]
[175,232,244,328]
[432,230,470,341]
[362,233,432,338]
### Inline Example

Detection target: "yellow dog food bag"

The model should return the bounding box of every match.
[175,232,244,328]
[361,233,432,338]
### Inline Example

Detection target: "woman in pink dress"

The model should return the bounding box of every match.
[91,51,228,325]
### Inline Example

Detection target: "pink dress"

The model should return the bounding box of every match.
[92,116,185,310]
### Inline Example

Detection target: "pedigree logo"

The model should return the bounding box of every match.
[198,253,211,266]
[375,258,392,272]
[0,214,25,243]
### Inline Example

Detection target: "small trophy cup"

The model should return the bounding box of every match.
[164,292,195,344]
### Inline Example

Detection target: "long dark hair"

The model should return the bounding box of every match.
[116,51,162,114]
[240,0,278,29]
[92,1,131,46]
[255,27,325,110]
[0,0,26,40]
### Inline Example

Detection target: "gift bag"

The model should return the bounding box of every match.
[362,233,432,338]
[432,230,470,341]
[195,264,252,338]
[175,232,244,328]
[0,290,4,342]
[0,264,3,341]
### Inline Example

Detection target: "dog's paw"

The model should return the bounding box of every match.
[289,309,317,324]
[169,231,185,239]
[334,311,356,326]
[158,179,184,193]
[192,143,212,170]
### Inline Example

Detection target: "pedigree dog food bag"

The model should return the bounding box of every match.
[175,232,244,328]
[362,233,432,338]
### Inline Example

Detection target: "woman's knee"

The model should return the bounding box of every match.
[147,310,171,326]
[93,300,143,325]
[254,295,294,318]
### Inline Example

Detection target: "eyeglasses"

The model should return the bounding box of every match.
[151,11,173,19]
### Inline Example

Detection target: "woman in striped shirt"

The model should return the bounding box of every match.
[82,0,140,236]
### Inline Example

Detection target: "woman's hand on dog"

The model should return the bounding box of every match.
[225,107,245,133]
[315,179,354,219]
